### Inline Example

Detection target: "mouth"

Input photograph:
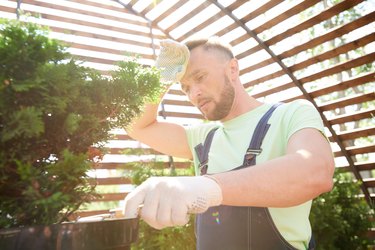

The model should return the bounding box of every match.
[198,99,211,111]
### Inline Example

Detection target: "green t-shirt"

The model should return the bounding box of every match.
[185,99,325,250]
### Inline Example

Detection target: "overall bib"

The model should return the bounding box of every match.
[194,104,315,250]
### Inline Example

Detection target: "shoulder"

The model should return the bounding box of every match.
[273,99,324,137]
[273,99,320,120]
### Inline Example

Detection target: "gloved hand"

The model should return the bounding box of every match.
[123,176,222,229]
[155,39,190,83]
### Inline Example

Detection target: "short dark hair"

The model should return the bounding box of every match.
[184,36,234,60]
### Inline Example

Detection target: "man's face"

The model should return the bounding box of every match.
[180,47,235,121]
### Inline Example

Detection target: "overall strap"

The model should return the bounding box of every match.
[242,102,283,167]
[194,127,219,175]
[194,103,282,175]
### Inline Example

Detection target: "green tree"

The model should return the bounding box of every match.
[0,19,163,229]
[310,170,373,249]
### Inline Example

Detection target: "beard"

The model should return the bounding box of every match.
[201,75,235,121]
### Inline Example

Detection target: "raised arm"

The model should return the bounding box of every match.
[125,40,192,159]
[126,96,192,159]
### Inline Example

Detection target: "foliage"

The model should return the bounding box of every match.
[129,163,196,250]
[310,170,374,250]
[0,19,163,229]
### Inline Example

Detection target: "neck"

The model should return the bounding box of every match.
[221,85,262,122]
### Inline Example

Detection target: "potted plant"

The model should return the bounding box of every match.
[0,19,163,249]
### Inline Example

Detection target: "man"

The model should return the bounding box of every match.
[123,37,334,249]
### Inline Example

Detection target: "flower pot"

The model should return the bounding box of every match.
[0,218,138,250]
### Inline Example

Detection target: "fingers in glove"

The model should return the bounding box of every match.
[155,195,174,229]
[171,203,189,227]
[123,185,146,218]
[141,188,163,229]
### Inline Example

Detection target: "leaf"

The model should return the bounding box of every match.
[1,106,44,142]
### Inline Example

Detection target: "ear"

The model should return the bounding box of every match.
[228,58,239,82]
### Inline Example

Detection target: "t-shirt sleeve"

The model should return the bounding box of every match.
[284,100,325,142]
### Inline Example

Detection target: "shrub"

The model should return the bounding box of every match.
[310,170,374,249]
[0,19,162,229]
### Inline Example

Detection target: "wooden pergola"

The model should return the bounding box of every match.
[1,0,374,217]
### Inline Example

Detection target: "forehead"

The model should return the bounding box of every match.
[184,47,222,77]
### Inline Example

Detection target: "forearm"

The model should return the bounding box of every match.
[212,152,334,208]
[125,85,168,139]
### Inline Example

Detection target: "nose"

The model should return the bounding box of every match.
[188,84,202,104]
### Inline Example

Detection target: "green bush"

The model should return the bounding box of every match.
[310,170,374,249]
[0,19,163,229]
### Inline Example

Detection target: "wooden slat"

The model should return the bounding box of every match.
[290,33,375,72]
[266,0,365,51]
[167,89,185,96]
[279,11,375,59]
[248,50,374,92]
[164,1,211,34]
[162,99,193,107]
[68,42,154,60]
[253,0,321,34]
[0,4,16,14]
[153,0,189,24]
[19,1,162,39]
[333,126,375,141]
[158,111,204,119]
[242,32,375,75]
[96,161,191,170]
[22,0,148,27]
[318,92,375,111]
[178,5,227,41]
[92,192,128,202]
[328,108,375,125]
[215,1,264,39]
[227,0,285,46]
[107,147,163,155]
[237,0,372,60]
[363,178,375,188]
[244,70,285,89]
[48,26,151,49]
[68,0,135,18]
[338,161,375,172]
[309,72,375,98]
[268,72,374,102]
[88,177,132,186]
[298,52,375,84]
[74,209,109,218]
[110,134,132,140]
[333,144,375,157]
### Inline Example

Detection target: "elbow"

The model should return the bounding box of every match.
[312,157,335,196]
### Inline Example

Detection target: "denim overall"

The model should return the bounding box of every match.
[194,104,315,250]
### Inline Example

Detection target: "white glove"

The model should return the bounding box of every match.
[123,176,222,229]
[155,39,190,83]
